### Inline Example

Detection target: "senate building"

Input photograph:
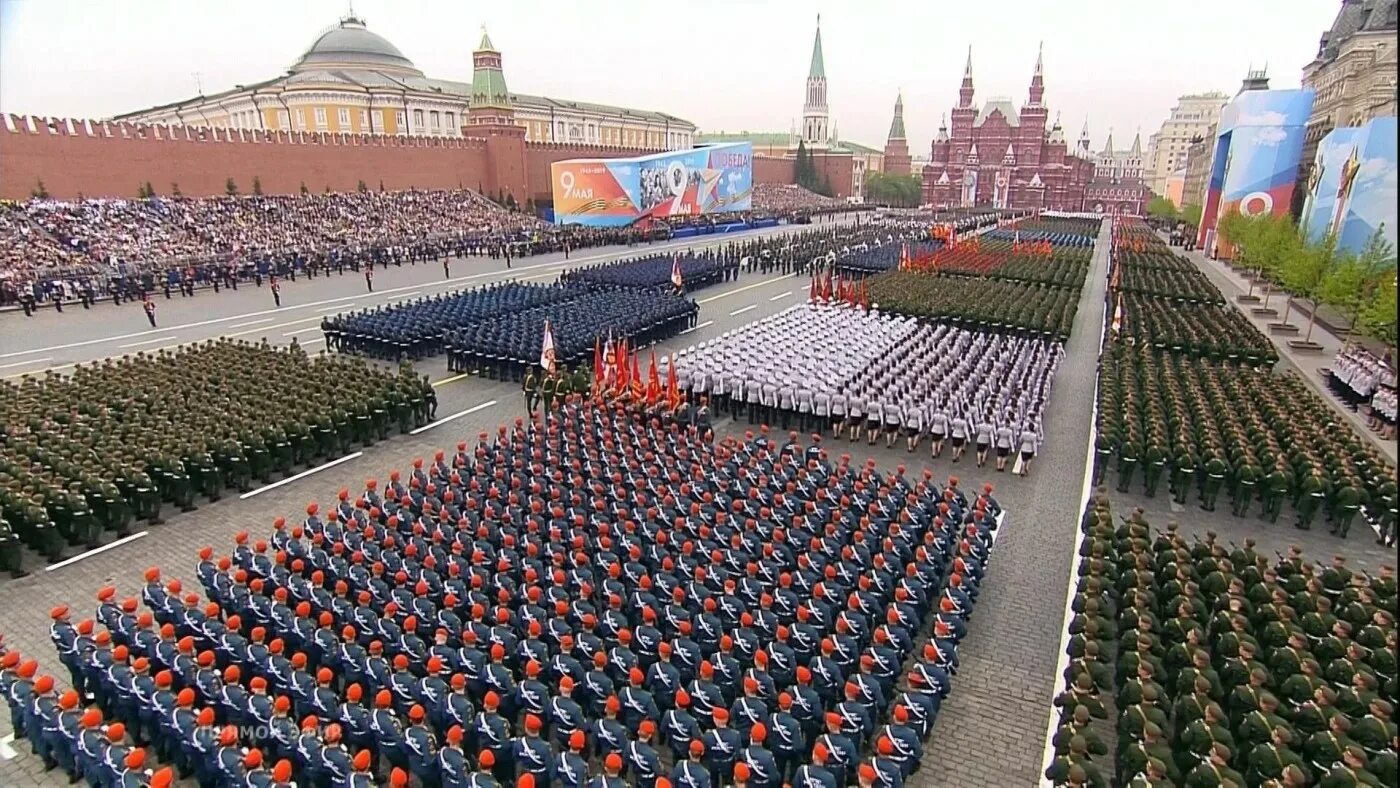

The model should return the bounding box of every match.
[114,12,697,151]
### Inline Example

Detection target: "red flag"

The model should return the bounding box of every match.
[593,338,604,395]
[615,338,629,392]
[671,254,684,291]
[809,275,818,302]
[630,351,644,399]
[647,351,662,405]
[666,353,679,407]
[860,280,870,310]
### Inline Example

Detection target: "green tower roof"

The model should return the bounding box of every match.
[808,17,825,80]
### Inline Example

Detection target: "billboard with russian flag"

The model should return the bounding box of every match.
[1196,88,1314,252]
[551,142,753,227]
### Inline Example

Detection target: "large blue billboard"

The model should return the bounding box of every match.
[550,142,753,227]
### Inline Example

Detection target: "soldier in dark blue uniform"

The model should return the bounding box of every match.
[439,725,472,788]
[626,720,664,788]
[769,693,806,786]
[739,723,780,788]
[405,704,441,788]
[513,714,554,788]
[793,743,839,788]
[553,731,590,788]
[671,741,712,788]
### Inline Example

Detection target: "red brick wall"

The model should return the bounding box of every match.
[813,152,855,200]
[753,155,795,185]
[0,115,655,203]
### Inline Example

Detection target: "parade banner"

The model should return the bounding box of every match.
[551,142,753,227]
[1303,116,1397,254]
[1197,88,1314,251]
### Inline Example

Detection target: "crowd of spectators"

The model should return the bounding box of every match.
[751,184,848,215]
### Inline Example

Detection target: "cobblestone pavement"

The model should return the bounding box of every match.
[0,219,1128,788]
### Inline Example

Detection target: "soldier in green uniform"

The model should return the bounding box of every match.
[1330,476,1364,537]
[541,372,558,413]
[1184,743,1245,787]
[1142,439,1166,498]
[1246,727,1309,787]
[1232,457,1259,517]
[1260,463,1290,523]
[1118,722,1177,784]
[1295,468,1326,530]
[1201,451,1228,512]
[1118,430,1141,493]
[1171,445,1195,505]
[572,364,591,400]
[523,367,539,414]
[0,517,25,577]
[555,369,573,405]
[1319,745,1382,787]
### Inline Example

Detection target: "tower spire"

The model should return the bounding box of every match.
[887,91,906,141]
[808,15,825,79]
[800,14,830,149]
[958,46,975,108]
[1027,41,1045,106]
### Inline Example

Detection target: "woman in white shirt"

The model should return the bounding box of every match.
[1018,426,1040,477]
[949,414,971,463]
[929,410,949,459]
[994,423,1016,473]
[974,413,995,469]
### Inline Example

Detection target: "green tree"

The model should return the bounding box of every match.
[1255,214,1302,312]
[795,140,815,192]
[171,182,182,197]
[252,176,263,196]
[1179,203,1203,228]
[225,177,238,196]
[1146,195,1178,221]
[1321,257,1369,341]
[1286,232,1350,343]
[144,181,156,199]
[136,183,150,199]
[379,180,386,192]
[525,197,537,216]
[505,192,518,210]
[1359,274,1397,346]
[31,179,50,199]
[357,180,368,193]
[299,181,309,195]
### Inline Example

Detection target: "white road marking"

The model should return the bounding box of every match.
[241,452,364,499]
[394,290,422,299]
[0,356,54,369]
[410,400,499,435]
[118,335,176,348]
[697,277,786,304]
[282,326,323,337]
[431,373,473,388]
[768,291,793,301]
[46,531,149,572]
[0,732,15,760]
[229,318,274,329]
[316,302,356,312]
[728,305,757,316]
[680,320,715,335]
[299,338,325,346]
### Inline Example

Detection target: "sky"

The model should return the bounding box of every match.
[0,0,1341,153]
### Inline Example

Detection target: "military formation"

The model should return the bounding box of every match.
[0,340,432,575]
[560,251,738,292]
[1049,492,1397,788]
[445,289,698,381]
[1116,293,1279,367]
[522,365,595,415]
[1096,227,1396,541]
[1111,246,1226,305]
[324,283,577,360]
[869,273,1082,341]
[2,397,1004,788]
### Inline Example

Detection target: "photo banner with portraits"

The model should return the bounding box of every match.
[551,142,753,227]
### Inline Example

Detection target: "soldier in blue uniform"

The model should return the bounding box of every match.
[514,714,554,788]
[439,725,472,788]
[769,693,807,785]
[739,723,780,788]
[553,731,590,788]
[701,706,741,786]
[671,741,712,788]
[385,703,428,785]
[589,753,628,788]
[793,743,839,788]
[626,720,664,788]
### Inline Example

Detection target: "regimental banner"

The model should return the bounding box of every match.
[551,142,753,227]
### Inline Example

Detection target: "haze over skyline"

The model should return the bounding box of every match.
[0,0,1338,153]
